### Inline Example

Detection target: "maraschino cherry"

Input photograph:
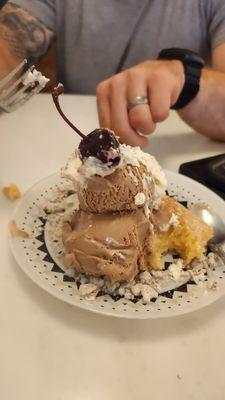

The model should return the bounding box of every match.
[52,84,121,166]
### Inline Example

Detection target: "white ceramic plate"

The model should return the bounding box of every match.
[9,171,225,319]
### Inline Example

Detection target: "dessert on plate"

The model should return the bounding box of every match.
[51,84,212,287]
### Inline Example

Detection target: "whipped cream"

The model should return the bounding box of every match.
[22,68,49,88]
[62,150,120,187]
[120,145,167,203]
[169,213,180,227]
[160,212,180,232]
[105,237,122,247]
[134,192,146,206]
[127,167,138,184]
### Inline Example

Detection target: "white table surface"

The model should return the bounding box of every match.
[1,94,225,400]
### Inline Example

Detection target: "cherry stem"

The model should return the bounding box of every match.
[52,84,85,139]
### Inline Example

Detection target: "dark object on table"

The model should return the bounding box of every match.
[179,154,225,200]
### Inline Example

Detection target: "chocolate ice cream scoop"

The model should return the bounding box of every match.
[52,84,121,166]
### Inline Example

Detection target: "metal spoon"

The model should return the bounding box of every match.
[190,203,225,263]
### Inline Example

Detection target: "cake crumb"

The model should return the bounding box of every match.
[209,281,219,290]
[190,267,206,284]
[78,283,99,300]
[9,220,29,238]
[207,252,218,269]
[131,283,142,297]
[139,271,153,284]
[3,184,22,201]
[169,259,183,282]
[124,289,134,300]
[141,285,158,303]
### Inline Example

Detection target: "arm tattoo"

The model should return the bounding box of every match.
[0,3,54,62]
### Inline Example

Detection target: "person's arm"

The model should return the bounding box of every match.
[0,3,54,78]
[178,43,225,141]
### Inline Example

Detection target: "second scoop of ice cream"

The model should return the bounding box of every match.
[77,163,155,213]
[62,144,167,214]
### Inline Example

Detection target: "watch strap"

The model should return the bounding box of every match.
[157,48,204,110]
[171,64,201,110]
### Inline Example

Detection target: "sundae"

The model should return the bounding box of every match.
[52,85,212,285]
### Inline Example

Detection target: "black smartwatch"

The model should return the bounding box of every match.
[158,48,205,110]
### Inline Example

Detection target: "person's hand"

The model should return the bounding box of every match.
[96,60,185,147]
